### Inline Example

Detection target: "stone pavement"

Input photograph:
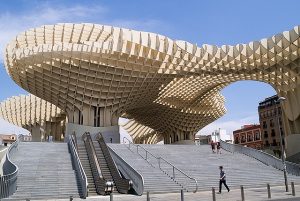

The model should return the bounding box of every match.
[31,185,300,201]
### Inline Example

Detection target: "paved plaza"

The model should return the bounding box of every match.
[24,185,299,201]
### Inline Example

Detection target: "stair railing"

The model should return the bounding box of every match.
[220,140,300,176]
[71,131,78,151]
[123,137,198,193]
[0,136,20,199]
[96,133,132,194]
[68,134,88,198]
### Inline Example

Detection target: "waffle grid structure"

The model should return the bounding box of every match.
[0,94,66,141]
[4,23,300,143]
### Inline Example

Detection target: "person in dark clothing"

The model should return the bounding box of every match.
[216,142,221,154]
[211,141,215,153]
[218,166,230,193]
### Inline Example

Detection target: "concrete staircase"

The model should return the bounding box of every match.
[77,142,97,196]
[138,144,300,190]
[8,142,80,199]
[108,144,183,193]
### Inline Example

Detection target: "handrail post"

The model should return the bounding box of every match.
[158,157,161,168]
[267,183,271,198]
[291,182,295,196]
[212,187,216,201]
[241,185,245,201]
[173,166,175,179]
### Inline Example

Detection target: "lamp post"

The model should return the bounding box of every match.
[276,96,288,192]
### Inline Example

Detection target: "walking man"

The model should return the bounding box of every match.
[211,141,215,153]
[218,166,230,193]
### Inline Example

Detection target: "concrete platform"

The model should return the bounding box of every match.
[27,185,300,201]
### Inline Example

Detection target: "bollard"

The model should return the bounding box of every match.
[110,193,113,201]
[241,185,245,201]
[180,189,184,201]
[147,191,150,201]
[291,182,295,196]
[212,187,216,201]
[267,183,271,199]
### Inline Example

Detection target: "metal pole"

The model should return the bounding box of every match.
[147,191,150,201]
[158,157,161,168]
[241,185,245,201]
[291,182,295,196]
[173,166,175,179]
[180,189,184,201]
[110,193,113,201]
[267,183,271,199]
[212,187,216,201]
[277,100,288,192]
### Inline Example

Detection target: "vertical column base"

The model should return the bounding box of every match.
[65,123,120,143]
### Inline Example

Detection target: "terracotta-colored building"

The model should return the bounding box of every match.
[233,125,263,149]
[0,134,17,146]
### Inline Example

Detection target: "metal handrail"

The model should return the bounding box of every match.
[71,131,78,151]
[108,146,145,195]
[220,140,300,176]
[0,136,20,198]
[123,137,198,193]
[68,135,88,198]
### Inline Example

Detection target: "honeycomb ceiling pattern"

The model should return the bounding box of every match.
[4,23,300,142]
[122,119,163,144]
[0,94,66,129]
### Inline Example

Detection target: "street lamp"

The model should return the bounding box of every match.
[276,96,288,192]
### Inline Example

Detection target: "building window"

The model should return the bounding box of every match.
[279,118,282,126]
[263,121,267,129]
[271,129,275,137]
[265,140,270,146]
[241,135,246,143]
[272,139,277,146]
[255,132,260,141]
[235,137,239,144]
[270,119,274,127]
[264,131,268,138]
[247,133,253,142]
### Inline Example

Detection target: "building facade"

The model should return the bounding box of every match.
[258,95,285,154]
[233,125,263,149]
[0,134,17,146]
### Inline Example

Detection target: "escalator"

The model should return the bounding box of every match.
[82,133,113,195]
[81,132,132,195]
[94,133,132,194]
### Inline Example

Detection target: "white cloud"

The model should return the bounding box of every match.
[0,4,107,58]
[198,115,259,136]
[0,3,165,135]
[0,118,29,135]
[0,3,165,61]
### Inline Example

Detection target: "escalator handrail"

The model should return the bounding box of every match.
[82,132,103,179]
[68,135,88,198]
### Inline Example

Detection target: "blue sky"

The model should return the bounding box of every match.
[0,0,299,135]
